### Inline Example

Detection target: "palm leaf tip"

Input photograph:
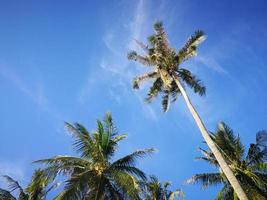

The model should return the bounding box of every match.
[161,94,170,112]
[132,79,140,89]
[127,51,137,60]
[154,21,163,31]
[193,30,207,44]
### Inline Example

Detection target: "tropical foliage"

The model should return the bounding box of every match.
[187,122,267,199]
[128,22,248,200]
[128,21,206,112]
[35,113,154,200]
[1,169,58,200]
[139,175,184,200]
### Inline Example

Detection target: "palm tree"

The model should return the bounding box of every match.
[127,22,248,200]
[1,169,58,200]
[187,122,267,199]
[139,175,184,200]
[36,113,154,200]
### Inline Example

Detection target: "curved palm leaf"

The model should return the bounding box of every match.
[0,188,16,200]
[188,122,267,199]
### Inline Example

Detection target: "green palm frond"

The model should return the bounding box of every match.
[55,170,94,200]
[215,184,234,200]
[0,188,16,200]
[161,92,170,112]
[65,122,94,159]
[25,169,49,199]
[145,78,163,103]
[127,51,154,66]
[195,148,218,166]
[186,173,223,188]
[110,148,155,175]
[178,68,205,96]
[140,175,184,200]
[2,170,58,200]
[213,122,245,162]
[178,30,206,63]
[112,171,141,200]
[2,175,24,193]
[249,162,267,172]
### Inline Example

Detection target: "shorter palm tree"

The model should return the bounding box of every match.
[139,175,184,200]
[1,169,58,200]
[187,122,267,200]
[36,113,154,200]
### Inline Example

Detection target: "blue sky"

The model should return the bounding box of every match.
[0,0,267,199]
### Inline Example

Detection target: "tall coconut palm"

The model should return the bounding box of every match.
[1,169,58,200]
[36,113,154,200]
[127,22,248,200]
[139,175,184,200]
[187,122,267,199]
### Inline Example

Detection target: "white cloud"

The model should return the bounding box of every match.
[78,0,158,120]
[195,55,228,74]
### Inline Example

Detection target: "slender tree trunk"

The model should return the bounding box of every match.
[173,75,248,200]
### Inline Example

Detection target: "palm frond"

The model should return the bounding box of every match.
[178,30,206,63]
[2,175,24,193]
[0,188,16,200]
[215,184,234,200]
[55,170,94,200]
[127,50,154,66]
[111,171,141,200]
[112,134,127,143]
[65,122,94,158]
[214,122,245,162]
[34,156,90,178]
[249,162,267,172]
[145,78,163,103]
[110,148,155,172]
[133,71,158,89]
[161,92,170,112]
[186,173,223,188]
[178,68,206,96]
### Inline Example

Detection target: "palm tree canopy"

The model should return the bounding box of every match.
[1,169,57,200]
[140,175,184,200]
[36,112,154,200]
[128,21,206,111]
[187,122,267,200]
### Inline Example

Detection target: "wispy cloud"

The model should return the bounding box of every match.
[78,0,159,120]
[194,55,228,74]
[0,64,63,121]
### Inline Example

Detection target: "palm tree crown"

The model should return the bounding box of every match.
[187,122,267,199]
[1,169,57,200]
[140,175,184,200]
[36,113,154,200]
[128,21,206,111]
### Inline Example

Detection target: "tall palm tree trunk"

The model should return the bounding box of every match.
[173,75,248,200]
